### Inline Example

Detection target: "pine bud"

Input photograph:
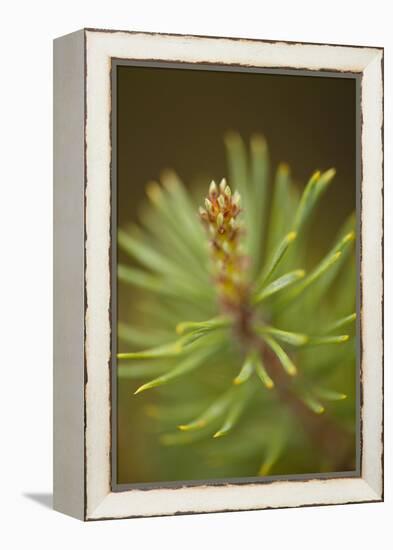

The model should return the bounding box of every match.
[233,191,241,207]
[209,180,218,197]
[205,198,213,212]
[199,179,249,309]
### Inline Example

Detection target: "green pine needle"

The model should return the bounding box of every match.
[133,346,218,395]
[326,313,356,333]
[178,389,235,432]
[257,325,308,346]
[253,269,306,303]
[262,334,298,377]
[233,353,255,385]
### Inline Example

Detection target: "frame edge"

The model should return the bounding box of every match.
[53,29,86,521]
[83,29,384,520]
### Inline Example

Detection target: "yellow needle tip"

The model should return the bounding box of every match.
[175,323,185,335]
[287,231,297,242]
[134,384,150,395]
[177,425,189,431]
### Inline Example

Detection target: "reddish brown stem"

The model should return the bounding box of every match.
[235,307,355,471]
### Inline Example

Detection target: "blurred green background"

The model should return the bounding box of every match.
[116,64,357,484]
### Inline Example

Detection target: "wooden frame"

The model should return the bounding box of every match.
[53,28,383,521]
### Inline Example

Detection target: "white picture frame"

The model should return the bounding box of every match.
[53,28,383,521]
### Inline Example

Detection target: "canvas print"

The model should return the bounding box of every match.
[114,65,358,486]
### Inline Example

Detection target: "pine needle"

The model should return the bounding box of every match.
[305,335,349,346]
[255,355,275,389]
[253,269,306,303]
[233,353,255,385]
[118,341,182,360]
[315,388,347,401]
[279,231,355,307]
[301,394,325,415]
[133,346,216,395]
[257,325,308,346]
[213,385,251,438]
[176,316,231,335]
[262,334,298,376]
[325,313,356,333]
[255,231,297,290]
[292,168,336,233]
[178,389,235,431]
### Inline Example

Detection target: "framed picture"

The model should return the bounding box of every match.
[53,28,383,520]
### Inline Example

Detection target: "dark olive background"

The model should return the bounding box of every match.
[116,65,357,484]
[117,65,356,237]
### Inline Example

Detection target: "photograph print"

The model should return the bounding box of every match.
[114,63,358,487]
